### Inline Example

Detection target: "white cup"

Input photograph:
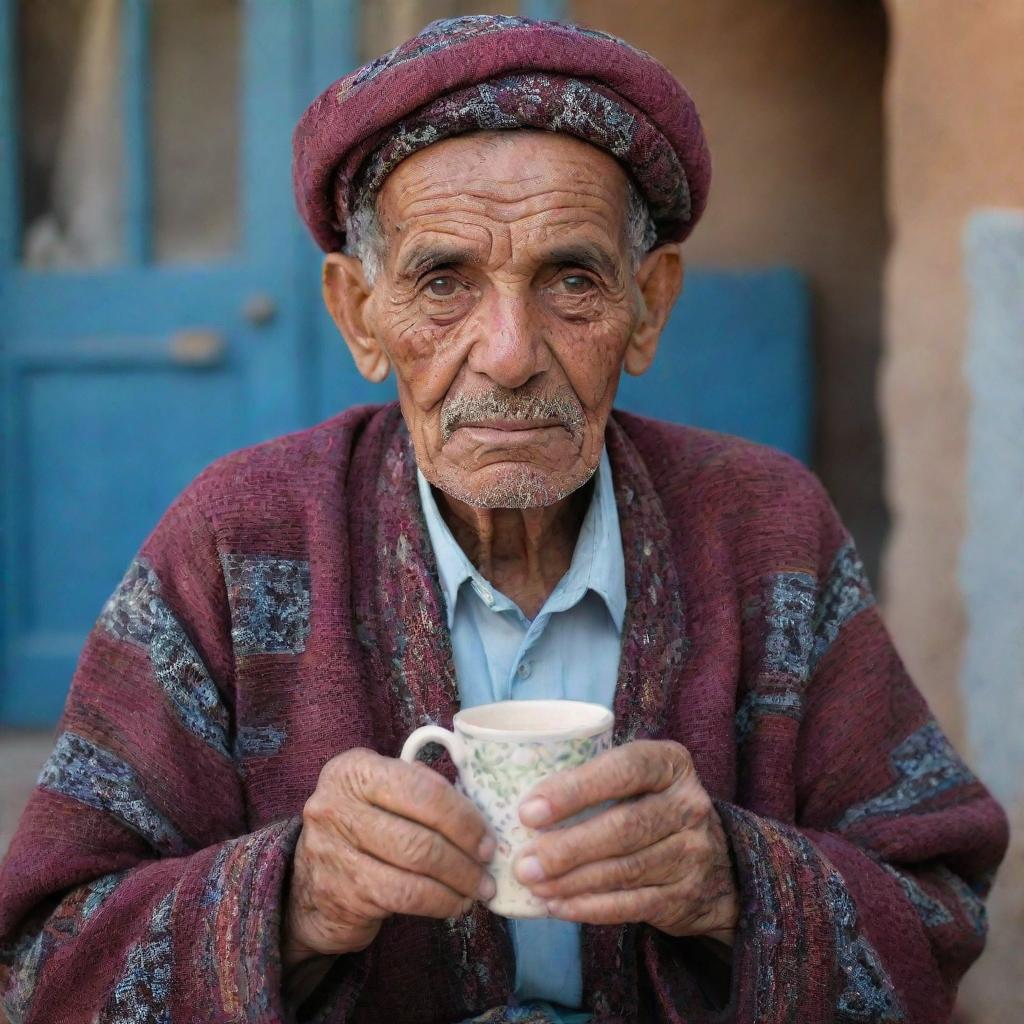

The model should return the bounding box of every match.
[400,699,614,917]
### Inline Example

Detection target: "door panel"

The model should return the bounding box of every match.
[1,0,308,724]
[22,363,241,625]
[616,268,813,462]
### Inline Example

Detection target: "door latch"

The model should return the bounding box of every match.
[169,329,227,366]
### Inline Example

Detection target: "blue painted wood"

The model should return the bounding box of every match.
[296,0,360,422]
[4,266,274,335]
[0,0,309,726]
[121,0,152,263]
[616,269,813,461]
[244,1,298,266]
[310,0,359,92]
[10,352,242,623]
[241,0,308,435]
[0,0,15,719]
[520,0,569,20]
[7,334,228,369]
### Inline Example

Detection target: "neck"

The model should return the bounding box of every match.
[436,480,593,619]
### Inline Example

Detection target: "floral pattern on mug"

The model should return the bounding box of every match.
[458,729,613,916]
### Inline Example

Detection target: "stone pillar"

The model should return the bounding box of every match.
[882,2,1024,1017]
[955,212,1024,1020]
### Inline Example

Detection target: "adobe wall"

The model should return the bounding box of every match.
[882,0,1024,750]
[571,0,890,579]
[883,1,1024,1017]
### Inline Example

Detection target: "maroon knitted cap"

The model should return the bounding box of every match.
[292,15,711,253]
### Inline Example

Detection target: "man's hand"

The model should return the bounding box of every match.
[284,747,496,968]
[512,740,738,945]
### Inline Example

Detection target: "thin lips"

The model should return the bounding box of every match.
[459,418,562,431]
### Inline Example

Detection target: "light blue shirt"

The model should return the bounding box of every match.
[417,450,625,1012]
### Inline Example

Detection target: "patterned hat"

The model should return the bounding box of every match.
[292,15,712,254]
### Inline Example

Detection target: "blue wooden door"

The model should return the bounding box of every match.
[0,0,315,725]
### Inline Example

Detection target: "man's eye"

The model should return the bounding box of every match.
[425,275,460,297]
[560,274,595,295]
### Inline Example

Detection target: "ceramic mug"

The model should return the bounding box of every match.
[400,699,614,918]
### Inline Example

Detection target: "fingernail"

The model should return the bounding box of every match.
[516,855,545,883]
[477,874,496,901]
[545,899,564,915]
[519,797,552,827]
[477,834,496,862]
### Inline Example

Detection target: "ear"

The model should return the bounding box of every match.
[321,253,391,383]
[623,244,684,377]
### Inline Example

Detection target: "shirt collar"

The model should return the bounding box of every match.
[417,449,626,632]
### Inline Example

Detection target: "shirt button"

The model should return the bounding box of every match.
[516,661,532,679]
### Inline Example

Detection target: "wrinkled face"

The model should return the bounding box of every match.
[352,131,667,508]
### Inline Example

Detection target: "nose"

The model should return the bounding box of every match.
[465,287,550,389]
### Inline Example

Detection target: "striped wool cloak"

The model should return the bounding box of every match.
[0,404,1008,1023]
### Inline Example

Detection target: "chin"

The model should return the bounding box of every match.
[431,460,597,510]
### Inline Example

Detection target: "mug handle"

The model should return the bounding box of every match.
[400,725,465,768]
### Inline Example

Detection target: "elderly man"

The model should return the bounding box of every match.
[0,15,1008,1024]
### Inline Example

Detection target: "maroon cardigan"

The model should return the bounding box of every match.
[0,404,1008,1023]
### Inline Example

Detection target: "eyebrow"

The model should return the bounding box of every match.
[542,244,621,281]
[395,240,624,282]
[397,244,484,281]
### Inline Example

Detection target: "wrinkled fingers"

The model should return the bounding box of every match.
[524,828,690,898]
[345,804,495,901]
[516,790,689,884]
[313,749,494,863]
[336,846,478,920]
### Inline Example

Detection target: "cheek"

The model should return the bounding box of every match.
[374,305,468,407]
[554,314,634,411]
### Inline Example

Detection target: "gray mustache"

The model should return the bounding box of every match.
[440,390,585,443]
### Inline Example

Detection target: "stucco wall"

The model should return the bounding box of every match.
[571,0,889,579]
[882,0,1024,744]
[883,2,1024,1018]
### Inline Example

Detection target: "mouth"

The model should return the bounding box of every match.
[454,420,565,446]
[458,417,563,432]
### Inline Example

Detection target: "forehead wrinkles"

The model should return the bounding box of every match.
[390,192,625,272]
[378,129,630,218]
[394,221,497,263]
[398,179,621,224]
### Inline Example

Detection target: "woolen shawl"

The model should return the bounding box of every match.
[0,404,1007,1023]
